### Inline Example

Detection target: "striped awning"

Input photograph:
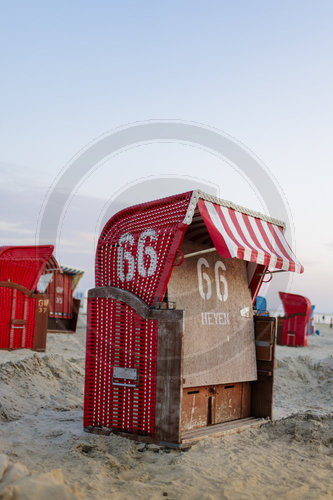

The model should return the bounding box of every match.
[43,258,84,291]
[198,199,304,273]
[60,265,84,292]
[60,265,84,276]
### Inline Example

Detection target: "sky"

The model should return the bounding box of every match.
[1,0,333,312]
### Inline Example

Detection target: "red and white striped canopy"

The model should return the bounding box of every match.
[198,199,304,273]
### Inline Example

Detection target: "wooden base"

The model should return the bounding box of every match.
[47,329,76,334]
[84,417,268,448]
[47,299,80,334]
[0,347,46,352]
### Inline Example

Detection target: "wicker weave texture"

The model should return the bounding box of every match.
[95,192,192,306]
[281,315,308,346]
[0,288,36,348]
[0,246,54,291]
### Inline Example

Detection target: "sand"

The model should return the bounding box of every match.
[0,318,332,499]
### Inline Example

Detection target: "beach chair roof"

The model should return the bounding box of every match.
[0,245,54,291]
[43,257,84,292]
[60,265,84,291]
[96,190,303,306]
[279,292,312,316]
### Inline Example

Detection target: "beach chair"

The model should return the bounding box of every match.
[278,292,312,346]
[84,190,304,445]
[0,246,53,350]
[45,264,84,333]
[309,305,315,335]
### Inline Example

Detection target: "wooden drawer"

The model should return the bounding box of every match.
[181,382,251,431]
[181,386,209,432]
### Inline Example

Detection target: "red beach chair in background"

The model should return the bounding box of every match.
[45,262,84,333]
[277,292,312,346]
[0,245,54,351]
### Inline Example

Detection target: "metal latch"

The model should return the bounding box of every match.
[10,319,26,329]
[112,367,139,388]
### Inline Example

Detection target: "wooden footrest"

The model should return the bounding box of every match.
[181,417,267,443]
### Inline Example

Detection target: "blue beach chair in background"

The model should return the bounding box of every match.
[255,295,268,316]
[309,304,320,335]
[309,305,315,334]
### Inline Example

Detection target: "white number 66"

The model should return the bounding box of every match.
[117,229,158,282]
[197,257,228,302]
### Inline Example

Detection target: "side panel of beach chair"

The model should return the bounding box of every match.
[84,295,158,436]
[84,287,184,443]
[48,271,74,319]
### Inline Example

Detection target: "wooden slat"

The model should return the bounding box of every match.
[254,320,273,342]
[241,382,251,418]
[183,416,255,439]
[33,294,49,351]
[181,386,209,432]
[154,314,184,444]
[181,417,266,443]
[276,317,284,345]
[214,383,242,423]
[284,313,306,319]
[256,345,272,361]
[251,316,277,419]
[0,281,33,297]
[88,286,150,319]
[88,286,184,321]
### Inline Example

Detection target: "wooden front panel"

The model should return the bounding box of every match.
[276,317,284,345]
[168,239,257,388]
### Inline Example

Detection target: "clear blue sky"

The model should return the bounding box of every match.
[1,1,332,311]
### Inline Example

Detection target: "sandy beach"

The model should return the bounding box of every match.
[0,319,332,499]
